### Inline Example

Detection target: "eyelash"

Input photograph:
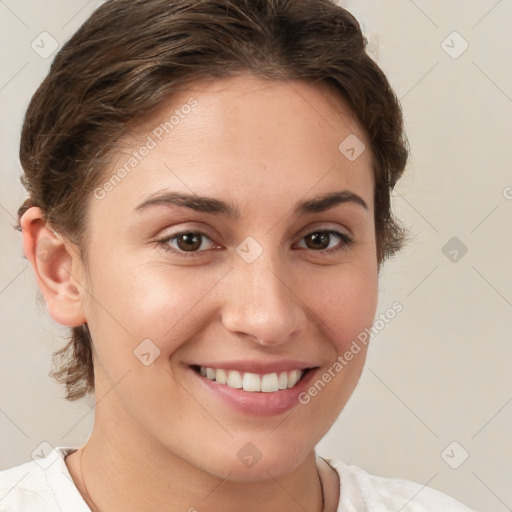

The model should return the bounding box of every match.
[156,229,354,257]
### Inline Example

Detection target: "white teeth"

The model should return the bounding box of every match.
[261,373,279,393]
[215,368,227,385]
[197,366,305,392]
[278,371,288,389]
[288,370,301,388]
[226,370,243,389]
[242,372,261,392]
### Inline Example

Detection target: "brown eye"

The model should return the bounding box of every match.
[160,230,216,255]
[176,233,202,252]
[298,230,353,252]
[304,232,331,250]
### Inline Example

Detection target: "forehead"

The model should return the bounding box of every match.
[90,74,374,223]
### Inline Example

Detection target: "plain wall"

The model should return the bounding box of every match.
[1,1,511,511]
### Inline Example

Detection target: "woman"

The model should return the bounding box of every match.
[0,0,475,510]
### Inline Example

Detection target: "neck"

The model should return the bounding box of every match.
[68,418,327,512]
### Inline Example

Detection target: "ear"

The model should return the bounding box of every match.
[20,207,87,327]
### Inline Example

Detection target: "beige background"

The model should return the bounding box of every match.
[1,1,511,510]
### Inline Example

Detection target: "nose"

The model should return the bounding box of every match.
[220,253,308,346]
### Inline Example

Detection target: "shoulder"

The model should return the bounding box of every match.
[0,446,87,512]
[0,456,52,511]
[325,458,476,512]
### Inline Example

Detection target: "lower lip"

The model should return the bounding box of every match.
[189,367,318,417]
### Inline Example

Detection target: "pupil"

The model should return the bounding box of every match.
[307,232,329,250]
[178,233,201,251]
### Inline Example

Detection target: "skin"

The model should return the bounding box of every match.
[21,74,378,512]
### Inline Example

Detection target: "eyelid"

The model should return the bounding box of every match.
[296,221,353,239]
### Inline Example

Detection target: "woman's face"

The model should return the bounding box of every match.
[77,74,378,480]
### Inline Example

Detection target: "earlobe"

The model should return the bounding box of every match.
[20,207,87,327]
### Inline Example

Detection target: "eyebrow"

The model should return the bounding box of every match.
[134,189,368,218]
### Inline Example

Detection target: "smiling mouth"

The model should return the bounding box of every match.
[190,365,313,393]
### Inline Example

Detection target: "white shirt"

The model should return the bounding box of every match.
[0,447,476,511]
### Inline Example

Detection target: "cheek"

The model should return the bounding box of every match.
[307,262,378,354]
[86,255,227,355]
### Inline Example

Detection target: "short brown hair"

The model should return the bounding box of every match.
[17,0,409,401]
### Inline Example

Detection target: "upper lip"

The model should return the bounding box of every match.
[188,360,319,375]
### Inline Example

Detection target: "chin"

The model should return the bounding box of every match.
[211,435,316,482]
